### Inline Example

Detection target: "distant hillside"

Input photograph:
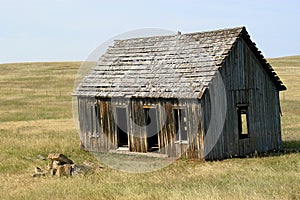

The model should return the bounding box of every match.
[268,55,300,142]
[268,55,300,101]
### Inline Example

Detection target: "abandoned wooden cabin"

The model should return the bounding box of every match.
[73,26,286,160]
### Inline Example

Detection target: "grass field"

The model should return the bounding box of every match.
[0,57,299,200]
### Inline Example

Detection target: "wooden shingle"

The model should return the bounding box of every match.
[74,26,285,99]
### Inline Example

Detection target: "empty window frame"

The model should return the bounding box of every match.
[237,105,249,139]
[173,108,188,142]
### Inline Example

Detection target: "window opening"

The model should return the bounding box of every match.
[238,106,249,139]
[173,108,188,142]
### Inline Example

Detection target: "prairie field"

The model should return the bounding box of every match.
[0,57,299,200]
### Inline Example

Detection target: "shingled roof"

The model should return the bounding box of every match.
[74,26,286,99]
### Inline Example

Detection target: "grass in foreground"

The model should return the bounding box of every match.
[0,58,299,200]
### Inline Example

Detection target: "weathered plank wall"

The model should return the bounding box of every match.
[207,38,282,159]
[77,97,206,159]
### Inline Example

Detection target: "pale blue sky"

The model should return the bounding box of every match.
[1,0,299,63]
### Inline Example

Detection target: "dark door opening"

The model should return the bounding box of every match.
[144,107,159,152]
[116,107,129,148]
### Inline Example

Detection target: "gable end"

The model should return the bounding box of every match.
[239,28,286,91]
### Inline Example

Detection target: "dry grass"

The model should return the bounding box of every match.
[269,56,300,145]
[0,58,299,200]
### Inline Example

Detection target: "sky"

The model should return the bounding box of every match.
[1,0,299,63]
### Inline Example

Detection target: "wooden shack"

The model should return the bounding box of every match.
[73,27,286,160]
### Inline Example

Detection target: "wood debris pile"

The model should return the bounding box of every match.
[32,153,98,177]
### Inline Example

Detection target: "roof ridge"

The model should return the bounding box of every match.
[114,26,246,43]
[184,26,245,36]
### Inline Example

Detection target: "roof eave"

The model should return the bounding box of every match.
[239,27,287,92]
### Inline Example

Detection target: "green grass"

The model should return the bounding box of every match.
[0,58,299,200]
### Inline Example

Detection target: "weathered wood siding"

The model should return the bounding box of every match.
[205,38,282,159]
[77,97,206,158]
[78,97,114,152]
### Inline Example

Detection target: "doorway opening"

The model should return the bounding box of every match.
[116,107,129,148]
[144,107,159,152]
